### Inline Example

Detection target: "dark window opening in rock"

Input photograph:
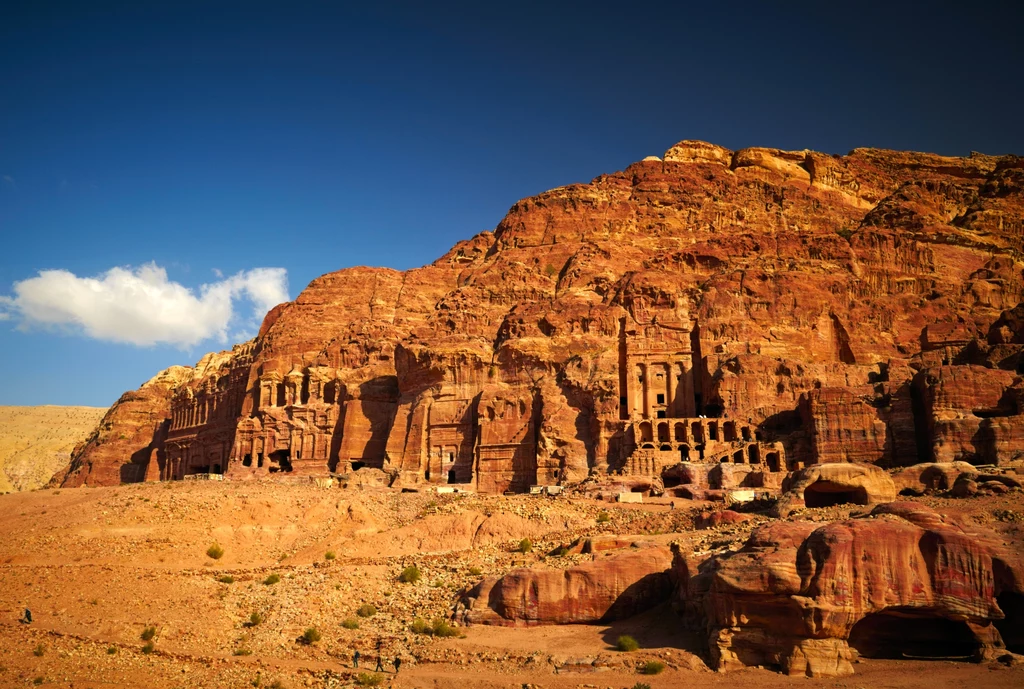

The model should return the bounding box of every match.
[300,377,310,405]
[639,422,653,443]
[242,454,252,467]
[448,469,457,483]
[276,383,286,407]
[733,450,743,464]
[641,443,655,449]
[848,609,981,659]
[268,450,292,473]
[741,427,751,441]
[704,403,722,417]
[425,468,431,481]
[619,396,627,407]
[766,452,780,472]
[657,423,669,442]
[995,592,1024,653]
[723,422,736,442]
[708,423,719,441]
[674,423,686,441]
[679,445,690,461]
[663,475,681,488]
[212,464,222,474]
[660,444,672,451]
[803,480,868,508]
[350,460,365,471]
[656,393,665,404]
[631,486,646,493]
[656,410,666,418]
[691,422,703,443]
[748,445,760,464]
[295,451,302,460]
[257,453,264,468]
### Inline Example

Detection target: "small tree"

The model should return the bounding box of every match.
[33,643,45,657]
[218,575,235,584]
[207,543,225,559]
[411,618,428,634]
[356,604,377,618]
[325,551,336,561]
[140,626,157,641]
[399,565,421,583]
[596,511,610,523]
[355,673,383,687]
[341,618,359,630]
[249,612,263,626]
[141,641,155,654]
[468,566,482,576]
[430,618,459,638]
[517,538,532,554]
[302,627,321,644]
[263,573,280,585]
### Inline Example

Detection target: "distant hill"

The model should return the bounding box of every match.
[0,406,106,492]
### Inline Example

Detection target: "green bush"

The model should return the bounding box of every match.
[430,618,460,638]
[33,677,44,685]
[399,565,421,583]
[411,617,428,634]
[218,575,235,584]
[356,672,384,687]
[554,546,569,557]
[263,573,280,585]
[356,604,376,618]
[106,646,117,655]
[517,538,532,553]
[249,612,263,626]
[140,626,157,641]
[141,641,155,654]
[207,543,225,560]
[33,643,45,657]
[596,511,610,523]
[468,566,482,576]
[616,634,639,652]
[301,627,321,644]
[642,660,666,675]
[631,683,652,689]
[341,617,359,630]
[234,648,253,656]
[325,551,336,561]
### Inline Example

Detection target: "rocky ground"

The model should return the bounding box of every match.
[0,480,1022,688]
[0,406,106,493]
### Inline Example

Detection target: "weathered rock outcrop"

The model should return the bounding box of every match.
[673,503,1024,676]
[771,463,897,517]
[461,544,673,626]
[58,141,1024,490]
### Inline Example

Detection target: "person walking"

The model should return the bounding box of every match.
[393,657,401,674]
[21,608,31,624]
[374,638,384,673]
[352,650,360,669]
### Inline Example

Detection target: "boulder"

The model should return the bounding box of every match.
[695,510,750,529]
[892,461,978,495]
[673,503,1024,676]
[462,544,673,626]
[771,463,896,517]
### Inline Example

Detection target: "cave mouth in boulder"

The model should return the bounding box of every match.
[803,480,868,508]
[995,592,1024,653]
[848,609,981,659]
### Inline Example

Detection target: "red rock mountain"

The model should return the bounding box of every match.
[58,140,1024,489]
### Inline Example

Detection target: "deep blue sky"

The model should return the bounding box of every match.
[1,1,1022,407]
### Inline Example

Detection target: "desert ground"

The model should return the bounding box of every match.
[0,479,1021,688]
[0,406,105,493]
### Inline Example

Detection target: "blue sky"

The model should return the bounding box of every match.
[2,1,1022,407]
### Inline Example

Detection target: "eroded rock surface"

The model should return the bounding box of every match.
[673,503,1024,676]
[461,544,673,626]
[56,142,1024,491]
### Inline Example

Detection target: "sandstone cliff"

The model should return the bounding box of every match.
[58,141,1024,489]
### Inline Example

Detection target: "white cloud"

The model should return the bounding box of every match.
[0,263,289,348]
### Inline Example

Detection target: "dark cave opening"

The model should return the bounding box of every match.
[803,480,868,508]
[848,609,981,659]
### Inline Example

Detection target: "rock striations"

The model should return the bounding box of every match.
[56,141,1024,490]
